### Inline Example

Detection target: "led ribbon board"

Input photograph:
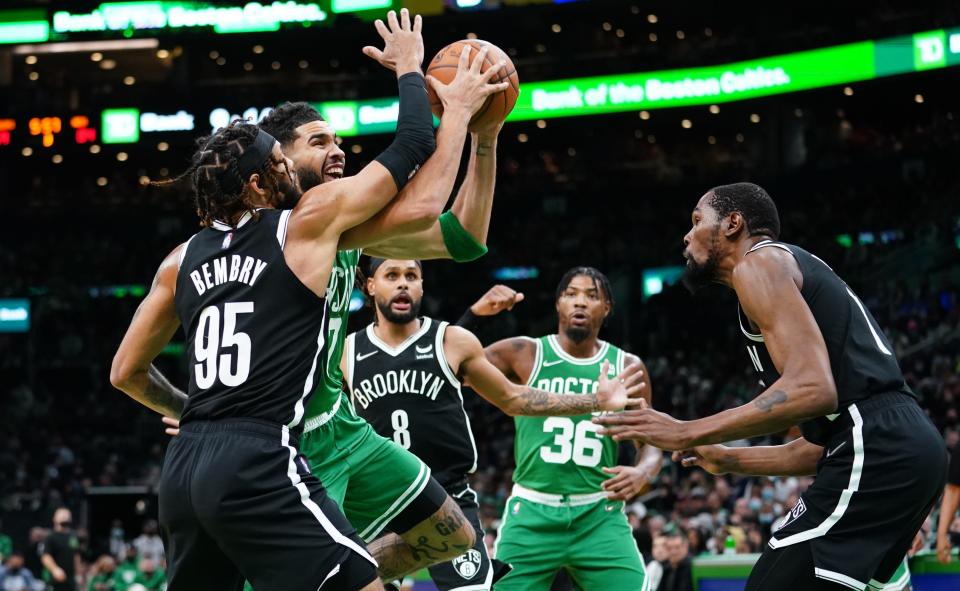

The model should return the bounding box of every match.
[311,27,960,134]
[52,2,328,35]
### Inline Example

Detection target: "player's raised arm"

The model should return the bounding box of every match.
[596,248,837,449]
[297,9,435,236]
[445,326,645,415]
[339,45,508,258]
[110,246,188,418]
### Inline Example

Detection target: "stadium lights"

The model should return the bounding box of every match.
[12,38,158,54]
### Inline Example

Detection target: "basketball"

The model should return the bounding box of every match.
[426,39,519,132]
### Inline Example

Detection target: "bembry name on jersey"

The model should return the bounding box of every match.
[353,369,446,409]
[189,255,268,295]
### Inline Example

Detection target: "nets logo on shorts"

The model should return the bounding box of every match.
[774,497,807,532]
[452,549,482,579]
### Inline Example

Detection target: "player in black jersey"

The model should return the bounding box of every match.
[344,258,648,590]
[596,183,948,590]
[109,11,507,590]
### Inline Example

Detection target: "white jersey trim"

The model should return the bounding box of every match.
[437,321,478,474]
[524,337,543,387]
[447,565,494,591]
[288,305,328,429]
[510,483,606,507]
[547,334,610,365]
[769,403,864,549]
[358,460,431,541]
[177,235,197,269]
[211,210,253,232]
[345,332,357,394]
[366,317,433,357]
[280,426,377,568]
[275,209,292,248]
[815,567,867,591]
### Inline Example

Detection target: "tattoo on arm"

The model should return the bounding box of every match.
[516,387,600,415]
[367,498,471,581]
[144,365,188,418]
[475,141,493,156]
[753,389,788,413]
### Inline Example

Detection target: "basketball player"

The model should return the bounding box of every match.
[455,266,661,591]
[159,21,511,587]
[596,183,948,590]
[343,259,648,590]
[253,36,506,585]
[111,10,506,589]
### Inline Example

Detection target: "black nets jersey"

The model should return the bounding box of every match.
[346,318,477,487]
[737,240,912,445]
[174,210,329,432]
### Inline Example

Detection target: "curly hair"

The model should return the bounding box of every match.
[154,120,282,227]
[258,101,325,148]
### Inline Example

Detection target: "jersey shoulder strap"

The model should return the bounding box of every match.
[344,331,358,393]
[521,336,545,386]
[434,320,461,389]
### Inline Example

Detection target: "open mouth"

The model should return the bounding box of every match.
[391,293,412,312]
[571,311,589,325]
[323,164,344,180]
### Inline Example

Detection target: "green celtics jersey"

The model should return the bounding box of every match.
[303,249,361,421]
[513,335,624,495]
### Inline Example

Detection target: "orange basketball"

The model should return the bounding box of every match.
[426,40,519,132]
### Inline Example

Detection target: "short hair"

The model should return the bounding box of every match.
[258,102,324,147]
[555,266,615,318]
[368,257,422,277]
[708,182,780,239]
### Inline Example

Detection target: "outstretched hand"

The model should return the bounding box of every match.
[594,406,692,450]
[362,9,424,76]
[426,45,510,117]
[596,360,648,412]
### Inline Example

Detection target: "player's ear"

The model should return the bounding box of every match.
[366,276,375,296]
[725,212,745,238]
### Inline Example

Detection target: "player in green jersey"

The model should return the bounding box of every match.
[466,267,663,591]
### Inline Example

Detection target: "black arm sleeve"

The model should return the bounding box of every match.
[374,72,436,190]
[455,308,487,330]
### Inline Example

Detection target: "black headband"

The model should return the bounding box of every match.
[369,257,422,276]
[218,128,277,193]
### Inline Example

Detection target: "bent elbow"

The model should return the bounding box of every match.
[812,381,838,416]
[109,356,132,391]
[407,202,443,232]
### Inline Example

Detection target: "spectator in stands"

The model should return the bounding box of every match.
[86,555,116,591]
[938,442,960,564]
[132,559,164,591]
[0,519,11,562]
[0,554,40,591]
[22,529,45,583]
[114,547,139,590]
[130,521,162,568]
[39,508,80,591]
[647,535,668,591]
[659,532,693,591]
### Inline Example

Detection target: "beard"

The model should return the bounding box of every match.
[564,325,591,344]
[297,165,324,192]
[682,232,722,293]
[376,295,422,325]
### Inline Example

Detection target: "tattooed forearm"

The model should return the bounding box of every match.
[142,365,187,418]
[515,387,600,416]
[475,141,493,156]
[753,389,788,413]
